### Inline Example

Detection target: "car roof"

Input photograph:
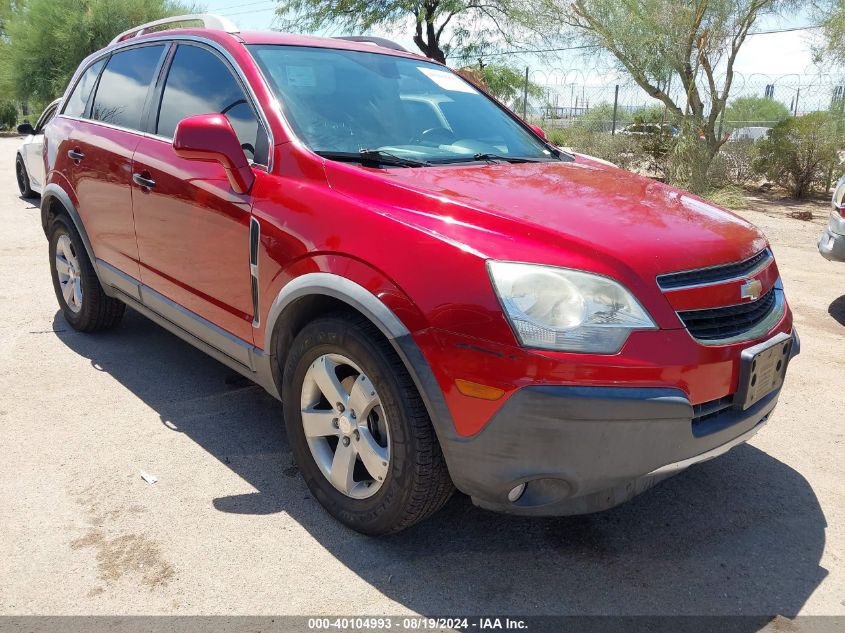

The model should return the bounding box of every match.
[126,27,433,64]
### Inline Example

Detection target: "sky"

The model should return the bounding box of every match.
[202,1,827,82]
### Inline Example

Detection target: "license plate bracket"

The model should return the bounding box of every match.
[734,332,793,411]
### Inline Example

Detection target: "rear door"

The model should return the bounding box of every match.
[131,42,270,345]
[54,44,168,279]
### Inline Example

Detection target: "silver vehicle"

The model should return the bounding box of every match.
[15,99,60,197]
[819,174,845,262]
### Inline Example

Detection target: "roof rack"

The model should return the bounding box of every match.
[109,13,239,45]
[333,36,408,52]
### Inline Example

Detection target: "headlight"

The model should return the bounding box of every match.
[832,175,845,214]
[488,261,656,354]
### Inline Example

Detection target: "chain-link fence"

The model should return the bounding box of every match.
[513,69,845,136]
[490,68,845,196]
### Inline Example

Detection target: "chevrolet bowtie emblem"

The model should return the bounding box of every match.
[740,279,763,301]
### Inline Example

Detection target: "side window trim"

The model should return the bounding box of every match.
[35,103,59,133]
[151,41,271,167]
[84,54,111,120]
[88,42,169,132]
[142,43,177,135]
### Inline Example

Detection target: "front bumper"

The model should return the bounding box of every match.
[441,331,799,516]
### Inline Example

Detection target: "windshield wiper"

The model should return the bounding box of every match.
[316,149,430,168]
[472,153,543,163]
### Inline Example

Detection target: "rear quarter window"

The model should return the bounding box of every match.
[63,59,106,118]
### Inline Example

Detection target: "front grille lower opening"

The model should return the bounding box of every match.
[677,288,777,342]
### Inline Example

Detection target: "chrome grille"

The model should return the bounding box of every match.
[656,249,772,290]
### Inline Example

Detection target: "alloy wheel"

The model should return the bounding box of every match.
[55,234,83,313]
[300,353,390,499]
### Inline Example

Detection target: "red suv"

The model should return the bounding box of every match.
[42,15,799,534]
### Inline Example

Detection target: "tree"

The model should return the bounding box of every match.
[814,1,845,66]
[536,0,797,192]
[273,0,527,63]
[0,0,191,105]
[0,99,17,129]
[753,111,844,199]
[723,96,791,130]
[458,64,542,108]
[0,0,16,38]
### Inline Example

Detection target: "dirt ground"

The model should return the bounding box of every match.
[1,136,844,621]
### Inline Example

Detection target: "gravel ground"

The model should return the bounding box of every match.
[1,136,843,619]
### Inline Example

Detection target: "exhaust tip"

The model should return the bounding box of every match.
[507,482,526,502]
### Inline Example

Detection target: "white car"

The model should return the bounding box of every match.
[729,126,772,142]
[15,99,60,197]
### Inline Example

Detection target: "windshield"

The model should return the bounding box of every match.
[248,45,559,165]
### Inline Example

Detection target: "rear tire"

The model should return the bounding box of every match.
[16,154,33,198]
[48,214,125,332]
[283,312,454,535]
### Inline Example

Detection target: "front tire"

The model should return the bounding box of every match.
[48,214,125,332]
[283,312,453,535]
[16,154,33,197]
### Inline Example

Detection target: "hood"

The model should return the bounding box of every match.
[326,158,768,279]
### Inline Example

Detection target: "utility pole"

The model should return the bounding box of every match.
[523,67,529,120]
[611,85,619,135]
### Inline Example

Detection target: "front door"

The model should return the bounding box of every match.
[131,42,271,345]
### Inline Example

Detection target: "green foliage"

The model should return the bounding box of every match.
[0,0,192,104]
[543,0,798,192]
[629,105,665,124]
[478,64,542,108]
[571,102,629,132]
[274,0,528,62]
[704,185,746,211]
[0,0,15,38]
[566,102,667,134]
[0,99,17,129]
[724,96,791,130]
[753,111,845,199]
[547,126,641,172]
[814,0,845,67]
[709,138,760,187]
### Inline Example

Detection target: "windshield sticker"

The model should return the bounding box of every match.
[417,67,477,94]
[285,65,317,88]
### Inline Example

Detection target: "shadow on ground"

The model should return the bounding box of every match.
[829,295,845,327]
[54,309,828,618]
[19,194,39,208]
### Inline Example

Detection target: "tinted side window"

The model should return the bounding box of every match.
[63,59,106,118]
[157,44,267,164]
[91,45,166,130]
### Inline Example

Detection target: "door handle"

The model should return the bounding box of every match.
[67,148,84,162]
[132,173,156,189]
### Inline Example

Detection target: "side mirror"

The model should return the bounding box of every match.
[172,114,254,194]
[17,122,35,135]
[529,124,547,141]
